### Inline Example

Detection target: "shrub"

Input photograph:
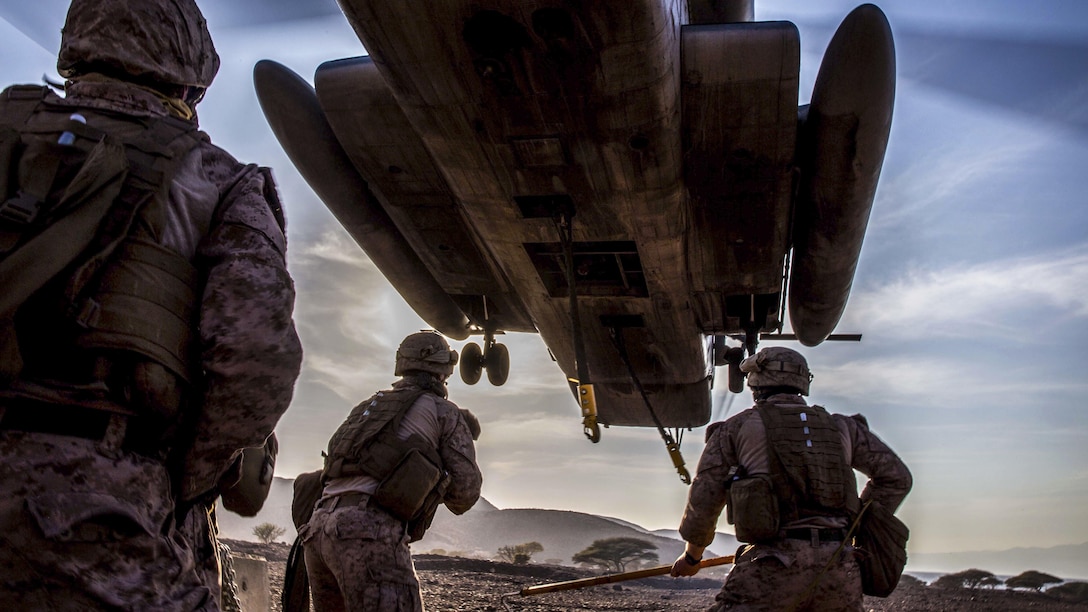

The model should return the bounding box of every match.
[252,522,286,544]
[497,541,544,564]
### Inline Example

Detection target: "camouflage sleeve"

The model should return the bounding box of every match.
[842,414,913,512]
[436,399,483,515]
[678,422,734,547]
[180,157,302,502]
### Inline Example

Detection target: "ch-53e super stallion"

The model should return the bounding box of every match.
[1,0,899,480]
[251,0,891,481]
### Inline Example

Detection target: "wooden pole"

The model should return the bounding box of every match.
[517,555,734,597]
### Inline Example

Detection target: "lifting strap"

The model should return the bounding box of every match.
[608,325,691,484]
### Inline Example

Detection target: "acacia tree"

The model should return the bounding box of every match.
[572,537,659,572]
[252,522,286,544]
[497,541,544,564]
[1007,570,1063,592]
[933,568,997,590]
[1048,581,1088,604]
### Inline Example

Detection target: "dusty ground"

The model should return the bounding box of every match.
[224,540,1088,611]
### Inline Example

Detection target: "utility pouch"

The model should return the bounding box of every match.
[291,469,324,529]
[373,447,443,523]
[406,471,449,543]
[854,500,909,597]
[729,474,780,543]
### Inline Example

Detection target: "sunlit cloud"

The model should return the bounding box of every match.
[843,245,1088,336]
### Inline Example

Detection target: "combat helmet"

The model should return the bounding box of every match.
[740,346,812,395]
[395,331,459,378]
[57,0,220,96]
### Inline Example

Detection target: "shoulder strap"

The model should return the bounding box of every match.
[62,114,204,302]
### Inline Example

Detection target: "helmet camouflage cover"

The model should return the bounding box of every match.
[740,346,812,395]
[58,0,220,90]
[395,331,459,378]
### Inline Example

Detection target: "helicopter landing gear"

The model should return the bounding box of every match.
[460,342,483,385]
[713,335,748,394]
[459,329,508,386]
[485,341,509,386]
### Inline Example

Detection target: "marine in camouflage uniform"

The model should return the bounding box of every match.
[671,348,911,612]
[303,332,482,612]
[0,0,302,609]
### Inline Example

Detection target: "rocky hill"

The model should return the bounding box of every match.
[217,477,737,566]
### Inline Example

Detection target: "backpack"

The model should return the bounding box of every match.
[0,85,205,387]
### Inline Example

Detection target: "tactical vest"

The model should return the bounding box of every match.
[756,400,860,523]
[0,84,207,425]
[322,387,450,540]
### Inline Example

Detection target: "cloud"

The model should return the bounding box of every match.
[842,245,1088,337]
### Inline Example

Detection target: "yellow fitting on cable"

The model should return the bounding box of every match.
[666,440,691,484]
[578,383,600,443]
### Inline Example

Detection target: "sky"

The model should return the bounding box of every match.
[2,1,1087,557]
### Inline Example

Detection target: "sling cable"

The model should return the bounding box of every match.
[552,208,690,483]
[553,209,599,443]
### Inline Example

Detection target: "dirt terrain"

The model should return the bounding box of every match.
[224,540,1088,611]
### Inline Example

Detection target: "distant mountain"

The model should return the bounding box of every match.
[907,542,1088,580]
[415,503,734,566]
[217,477,1088,580]
[217,477,735,567]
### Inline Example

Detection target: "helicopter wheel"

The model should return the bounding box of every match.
[485,342,509,386]
[460,342,483,385]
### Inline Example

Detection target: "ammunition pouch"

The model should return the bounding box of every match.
[728,474,780,543]
[406,470,449,543]
[373,447,444,523]
[347,436,449,542]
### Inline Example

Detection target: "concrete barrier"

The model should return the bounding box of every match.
[231,553,270,612]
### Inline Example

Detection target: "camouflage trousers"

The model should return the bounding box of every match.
[182,502,242,611]
[302,501,423,612]
[709,538,863,612]
[0,430,215,610]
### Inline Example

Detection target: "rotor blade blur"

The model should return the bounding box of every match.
[0,0,69,54]
[895,30,1088,136]
[796,19,1088,137]
[199,0,342,29]
[1,0,345,56]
